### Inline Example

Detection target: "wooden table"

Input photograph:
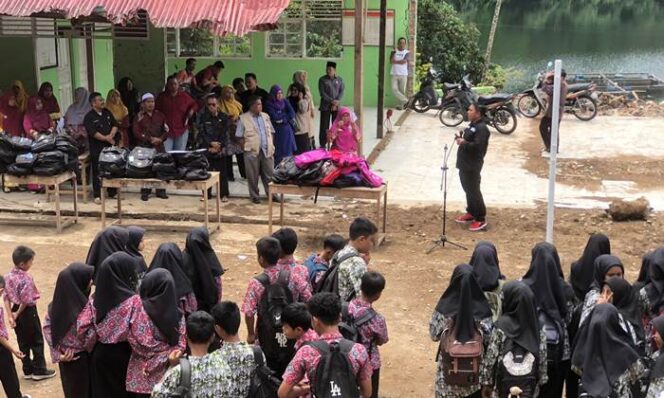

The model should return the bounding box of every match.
[1,171,79,233]
[268,182,388,236]
[101,172,221,233]
[46,152,91,203]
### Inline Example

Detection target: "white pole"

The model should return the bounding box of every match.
[546,60,562,244]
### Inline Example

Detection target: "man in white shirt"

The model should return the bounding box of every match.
[390,37,410,109]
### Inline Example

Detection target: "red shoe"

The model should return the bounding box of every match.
[469,220,488,232]
[455,213,474,224]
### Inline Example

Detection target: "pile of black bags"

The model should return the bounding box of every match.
[98,147,210,181]
[0,133,79,176]
[174,152,210,181]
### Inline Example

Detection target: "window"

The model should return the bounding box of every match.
[166,28,251,58]
[266,0,343,59]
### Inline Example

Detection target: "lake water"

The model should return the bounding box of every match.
[452,0,664,93]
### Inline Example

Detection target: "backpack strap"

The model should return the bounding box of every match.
[254,272,270,287]
[252,345,265,367]
[333,251,360,267]
[277,269,291,287]
[354,308,377,328]
[178,357,192,396]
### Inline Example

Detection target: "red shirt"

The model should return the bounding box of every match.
[132,110,168,151]
[155,91,197,139]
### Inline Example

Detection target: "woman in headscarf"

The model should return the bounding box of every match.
[105,89,130,148]
[37,82,60,118]
[570,233,611,302]
[571,304,646,398]
[148,242,196,316]
[85,226,130,275]
[43,263,94,398]
[64,87,92,153]
[125,226,147,277]
[23,96,54,138]
[429,264,493,398]
[293,70,317,149]
[126,269,185,397]
[480,281,548,398]
[647,315,664,397]
[0,81,27,137]
[217,85,246,180]
[601,277,646,353]
[634,251,655,291]
[182,227,224,313]
[579,254,625,325]
[76,252,141,398]
[117,77,140,121]
[469,241,505,320]
[264,84,297,166]
[288,82,313,154]
[641,248,664,338]
[327,106,361,155]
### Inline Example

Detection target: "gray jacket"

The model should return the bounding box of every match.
[318,75,345,111]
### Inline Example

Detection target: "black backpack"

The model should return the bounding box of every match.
[496,343,538,398]
[308,340,360,398]
[339,302,376,344]
[255,270,295,376]
[126,146,156,178]
[538,310,563,365]
[31,133,56,153]
[248,346,280,398]
[98,146,128,178]
[314,252,360,298]
[169,357,192,398]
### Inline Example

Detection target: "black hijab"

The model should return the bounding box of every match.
[125,226,147,273]
[86,226,130,273]
[148,243,193,299]
[650,316,664,380]
[604,277,645,342]
[94,252,138,323]
[183,227,224,311]
[570,233,611,300]
[591,254,624,290]
[571,303,640,398]
[139,269,182,346]
[48,263,94,347]
[435,264,492,343]
[634,251,654,291]
[523,242,568,324]
[495,280,540,355]
[644,248,664,314]
[117,77,139,116]
[469,241,503,291]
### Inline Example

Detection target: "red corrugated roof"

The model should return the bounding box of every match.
[0,0,290,36]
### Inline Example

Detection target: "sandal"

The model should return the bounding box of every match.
[221,196,229,203]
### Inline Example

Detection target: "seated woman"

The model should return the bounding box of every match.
[0,80,28,137]
[64,87,92,153]
[38,82,61,120]
[327,106,361,155]
[23,97,54,139]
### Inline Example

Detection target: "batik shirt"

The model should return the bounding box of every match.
[126,305,187,394]
[582,287,650,326]
[241,264,312,317]
[337,245,367,302]
[647,351,664,398]
[429,312,494,398]
[180,292,198,317]
[215,276,223,301]
[76,295,141,346]
[152,353,231,398]
[348,298,389,370]
[295,329,320,351]
[214,341,258,397]
[3,267,40,306]
[43,312,94,363]
[573,359,648,398]
[0,305,8,340]
[282,331,372,389]
[479,328,549,398]
[277,258,311,296]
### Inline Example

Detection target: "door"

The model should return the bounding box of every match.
[77,39,89,89]
[57,38,73,111]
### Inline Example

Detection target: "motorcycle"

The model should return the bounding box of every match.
[408,65,461,113]
[517,71,599,121]
[438,75,519,135]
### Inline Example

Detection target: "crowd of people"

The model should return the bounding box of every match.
[0,58,362,204]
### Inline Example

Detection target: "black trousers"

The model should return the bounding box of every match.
[539,116,561,153]
[226,153,246,180]
[90,149,118,199]
[539,359,568,398]
[60,351,91,398]
[459,169,486,222]
[319,110,338,148]
[0,345,23,398]
[208,156,230,197]
[13,304,47,375]
[295,134,312,154]
[140,188,166,197]
[91,342,132,398]
[371,368,380,398]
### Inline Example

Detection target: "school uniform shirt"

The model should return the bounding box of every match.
[241,264,312,317]
[336,245,368,302]
[0,305,8,340]
[647,351,664,398]
[277,258,312,295]
[572,359,647,398]
[581,287,650,327]
[43,313,94,363]
[295,329,320,351]
[152,353,231,398]
[3,267,40,307]
[348,299,388,371]
[76,295,142,346]
[214,341,258,397]
[282,331,372,389]
[179,292,198,317]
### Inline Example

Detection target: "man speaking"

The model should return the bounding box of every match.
[454,103,490,232]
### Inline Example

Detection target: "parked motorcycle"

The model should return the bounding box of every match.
[517,71,599,121]
[408,65,461,113]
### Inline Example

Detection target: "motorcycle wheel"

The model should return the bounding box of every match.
[572,95,598,121]
[517,94,541,118]
[493,106,518,135]
[411,95,431,113]
[439,104,464,127]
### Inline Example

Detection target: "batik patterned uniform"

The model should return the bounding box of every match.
[573,359,647,398]
[241,265,312,317]
[348,299,388,371]
[43,313,94,363]
[277,258,311,295]
[337,245,367,302]
[647,351,664,398]
[213,341,258,397]
[0,305,8,340]
[479,328,549,398]
[3,267,40,306]
[180,292,198,317]
[295,329,320,351]
[76,295,141,346]
[429,312,494,398]
[582,288,649,327]
[282,331,372,389]
[152,353,230,398]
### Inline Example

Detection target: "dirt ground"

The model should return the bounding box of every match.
[2,201,662,398]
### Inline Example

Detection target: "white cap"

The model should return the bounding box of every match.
[141,93,154,102]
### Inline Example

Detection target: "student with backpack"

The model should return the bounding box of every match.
[347,271,389,398]
[468,241,505,321]
[429,264,494,398]
[282,302,319,350]
[242,237,312,376]
[480,281,548,398]
[579,254,626,326]
[272,228,311,290]
[279,292,373,398]
[647,315,664,397]
[303,234,346,286]
[0,275,32,398]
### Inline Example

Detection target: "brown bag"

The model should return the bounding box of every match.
[439,320,483,386]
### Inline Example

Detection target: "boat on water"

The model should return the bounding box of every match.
[567,73,664,99]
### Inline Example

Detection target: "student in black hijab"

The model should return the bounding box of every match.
[182,227,225,312]
[647,315,664,397]
[643,248,664,323]
[601,277,645,352]
[570,233,611,301]
[634,251,654,291]
[45,262,94,398]
[138,269,183,347]
[571,303,645,398]
[86,226,130,274]
[125,226,147,275]
[579,254,624,325]
[480,281,548,398]
[430,264,493,398]
[469,241,504,320]
[148,242,196,316]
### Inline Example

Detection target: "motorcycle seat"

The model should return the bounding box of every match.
[567,83,592,93]
[443,83,459,91]
[477,93,512,105]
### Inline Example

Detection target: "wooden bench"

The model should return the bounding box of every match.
[46,152,91,203]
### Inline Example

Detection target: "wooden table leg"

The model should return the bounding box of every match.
[203,189,209,231]
[383,190,388,233]
[73,176,79,224]
[279,193,284,228]
[376,192,382,233]
[55,182,62,233]
[82,162,89,203]
[268,185,273,234]
[216,179,221,230]
[100,184,106,227]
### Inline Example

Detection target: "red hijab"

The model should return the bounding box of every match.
[24,97,52,133]
[38,82,60,115]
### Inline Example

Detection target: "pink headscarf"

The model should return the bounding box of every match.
[327,107,360,154]
[23,96,52,134]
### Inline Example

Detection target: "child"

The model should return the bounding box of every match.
[337,217,378,302]
[2,245,56,380]
[148,242,197,317]
[272,228,310,289]
[348,271,388,398]
[304,234,346,286]
[282,302,319,350]
[0,275,32,398]
[183,227,225,313]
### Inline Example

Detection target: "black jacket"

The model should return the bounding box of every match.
[197,110,230,159]
[456,120,490,172]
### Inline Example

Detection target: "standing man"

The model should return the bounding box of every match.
[133,93,169,201]
[390,37,410,109]
[539,69,568,155]
[84,92,119,204]
[156,76,198,152]
[197,94,231,201]
[318,61,345,148]
[455,103,490,232]
[195,60,225,92]
[176,57,198,94]
[239,73,269,113]
[235,96,275,204]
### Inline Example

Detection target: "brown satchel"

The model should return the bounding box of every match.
[439,320,484,386]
